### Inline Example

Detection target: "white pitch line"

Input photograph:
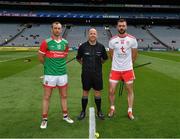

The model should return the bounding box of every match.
[89,107,96,139]
[0,55,36,63]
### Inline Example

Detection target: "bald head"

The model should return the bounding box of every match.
[88,28,97,44]
[88,28,97,33]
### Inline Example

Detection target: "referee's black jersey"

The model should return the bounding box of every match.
[76,41,108,73]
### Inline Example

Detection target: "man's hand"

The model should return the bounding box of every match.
[101,58,106,64]
[77,58,83,64]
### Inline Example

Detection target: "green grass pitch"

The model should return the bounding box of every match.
[0,50,180,138]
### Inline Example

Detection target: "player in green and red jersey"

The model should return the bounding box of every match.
[38,21,74,129]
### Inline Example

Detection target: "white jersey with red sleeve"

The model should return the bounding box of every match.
[109,34,138,71]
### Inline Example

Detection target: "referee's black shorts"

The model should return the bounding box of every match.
[81,71,103,91]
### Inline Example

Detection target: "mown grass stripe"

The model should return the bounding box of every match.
[0,55,36,63]
[139,51,180,62]
[137,54,180,80]
[0,55,39,79]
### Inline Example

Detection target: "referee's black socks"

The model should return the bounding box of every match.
[82,96,88,112]
[95,96,101,112]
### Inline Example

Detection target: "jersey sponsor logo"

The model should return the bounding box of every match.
[121,40,125,44]
[46,51,67,58]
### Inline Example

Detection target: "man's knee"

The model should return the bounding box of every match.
[44,94,51,101]
[109,86,116,95]
[61,93,67,99]
[109,82,118,95]
[126,87,133,92]
[94,90,101,97]
[125,83,134,94]
[83,90,89,97]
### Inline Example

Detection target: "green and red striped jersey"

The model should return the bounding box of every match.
[39,37,69,75]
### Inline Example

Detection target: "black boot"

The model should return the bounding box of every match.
[77,111,86,120]
[97,110,105,120]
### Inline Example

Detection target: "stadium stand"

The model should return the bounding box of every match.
[1,23,180,51]
[62,25,109,48]
[65,25,88,48]
[148,26,180,50]
[0,23,25,46]
[95,26,109,47]
[4,24,65,47]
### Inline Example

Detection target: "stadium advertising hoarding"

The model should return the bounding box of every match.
[0,47,38,51]
[0,11,37,17]
[0,10,179,20]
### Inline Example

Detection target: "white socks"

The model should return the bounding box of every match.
[110,105,115,110]
[110,106,132,113]
[128,108,132,113]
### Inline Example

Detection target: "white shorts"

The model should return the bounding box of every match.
[43,74,68,88]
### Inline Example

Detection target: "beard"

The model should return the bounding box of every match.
[52,31,61,37]
[53,33,60,37]
[118,29,126,34]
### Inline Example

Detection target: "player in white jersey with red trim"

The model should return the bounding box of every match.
[108,19,138,120]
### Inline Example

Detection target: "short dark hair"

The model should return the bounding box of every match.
[51,21,61,28]
[117,18,127,24]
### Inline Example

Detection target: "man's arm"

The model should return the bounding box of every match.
[76,45,83,64]
[109,48,114,60]
[132,48,138,63]
[38,52,45,64]
[101,45,108,63]
[108,39,114,60]
[131,38,138,64]
[64,46,69,57]
[38,40,47,64]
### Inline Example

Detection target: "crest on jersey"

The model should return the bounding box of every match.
[120,46,126,53]
[57,44,62,49]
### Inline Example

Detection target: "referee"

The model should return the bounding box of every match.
[76,28,108,120]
